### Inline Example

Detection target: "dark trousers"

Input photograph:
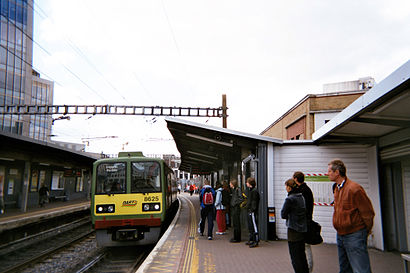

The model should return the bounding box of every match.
[288,240,309,273]
[231,205,241,241]
[247,212,259,243]
[199,206,214,237]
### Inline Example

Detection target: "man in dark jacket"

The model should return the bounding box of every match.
[198,179,216,240]
[229,179,243,243]
[294,171,314,272]
[245,177,260,248]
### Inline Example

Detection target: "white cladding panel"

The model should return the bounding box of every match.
[272,144,380,247]
[403,160,410,249]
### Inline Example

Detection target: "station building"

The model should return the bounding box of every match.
[0,130,97,211]
[261,77,375,140]
[166,60,410,252]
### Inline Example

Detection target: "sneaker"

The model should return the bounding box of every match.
[216,232,226,235]
[249,243,258,248]
[245,241,253,245]
[208,236,213,240]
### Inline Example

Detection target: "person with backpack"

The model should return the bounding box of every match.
[214,181,226,235]
[198,179,216,240]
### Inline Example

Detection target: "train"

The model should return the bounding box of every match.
[91,151,178,246]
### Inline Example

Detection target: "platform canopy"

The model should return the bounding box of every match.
[166,117,282,174]
[313,60,410,144]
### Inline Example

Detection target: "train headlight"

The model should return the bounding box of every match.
[96,204,115,213]
[142,202,161,211]
[143,204,150,211]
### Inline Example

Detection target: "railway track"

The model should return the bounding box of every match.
[0,220,94,273]
[76,246,151,273]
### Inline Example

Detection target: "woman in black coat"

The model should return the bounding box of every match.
[281,178,309,273]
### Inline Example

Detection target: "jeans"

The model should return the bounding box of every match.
[337,228,372,273]
[199,206,215,237]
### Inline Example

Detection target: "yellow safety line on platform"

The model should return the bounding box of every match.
[180,197,199,273]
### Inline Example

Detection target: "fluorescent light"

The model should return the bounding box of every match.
[0,157,14,161]
[187,150,218,160]
[186,156,214,165]
[185,133,233,147]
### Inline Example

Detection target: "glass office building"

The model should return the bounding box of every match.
[0,0,53,141]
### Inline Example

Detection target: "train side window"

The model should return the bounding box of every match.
[131,162,161,193]
[96,162,126,194]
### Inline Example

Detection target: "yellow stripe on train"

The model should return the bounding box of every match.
[94,193,163,215]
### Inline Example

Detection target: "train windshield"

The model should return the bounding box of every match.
[131,161,161,193]
[96,162,126,194]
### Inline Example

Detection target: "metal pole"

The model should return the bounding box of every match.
[222,94,227,128]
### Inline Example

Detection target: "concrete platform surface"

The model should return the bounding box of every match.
[139,193,403,273]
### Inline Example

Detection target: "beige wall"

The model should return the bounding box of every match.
[262,93,364,140]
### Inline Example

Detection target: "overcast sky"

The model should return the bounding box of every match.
[33,0,410,156]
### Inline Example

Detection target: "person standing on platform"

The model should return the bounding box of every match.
[198,179,216,240]
[229,179,243,243]
[281,178,309,273]
[328,159,375,273]
[245,177,260,248]
[293,171,314,272]
[189,183,194,196]
[214,181,226,235]
[39,183,50,207]
[222,180,231,228]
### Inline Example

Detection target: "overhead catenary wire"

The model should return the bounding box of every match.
[1,12,108,104]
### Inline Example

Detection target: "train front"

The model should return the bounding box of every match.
[91,157,165,247]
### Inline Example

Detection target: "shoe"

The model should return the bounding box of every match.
[245,241,253,245]
[208,236,213,240]
[216,232,226,235]
[230,239,240,243]
[249,243,258,248]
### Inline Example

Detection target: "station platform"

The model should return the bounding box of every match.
[138,192,404,273]
[0,198,90,232]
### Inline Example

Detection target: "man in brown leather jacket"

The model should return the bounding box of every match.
[328,159,375,273]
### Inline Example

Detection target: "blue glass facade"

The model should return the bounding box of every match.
[0,0,52,141]
[0,0,29,135]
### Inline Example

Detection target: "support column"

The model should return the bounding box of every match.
[21,160,31,212]
[257,143,268,240]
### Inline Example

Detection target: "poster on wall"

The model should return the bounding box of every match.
[30,170,39,192]
[51,171,64,190]
[8,179,14,195]
[304,173,335,206]
[39,170,46,188]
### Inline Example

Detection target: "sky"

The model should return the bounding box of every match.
[32,0,410,156]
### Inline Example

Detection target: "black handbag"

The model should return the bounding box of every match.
[305,220,323,245]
